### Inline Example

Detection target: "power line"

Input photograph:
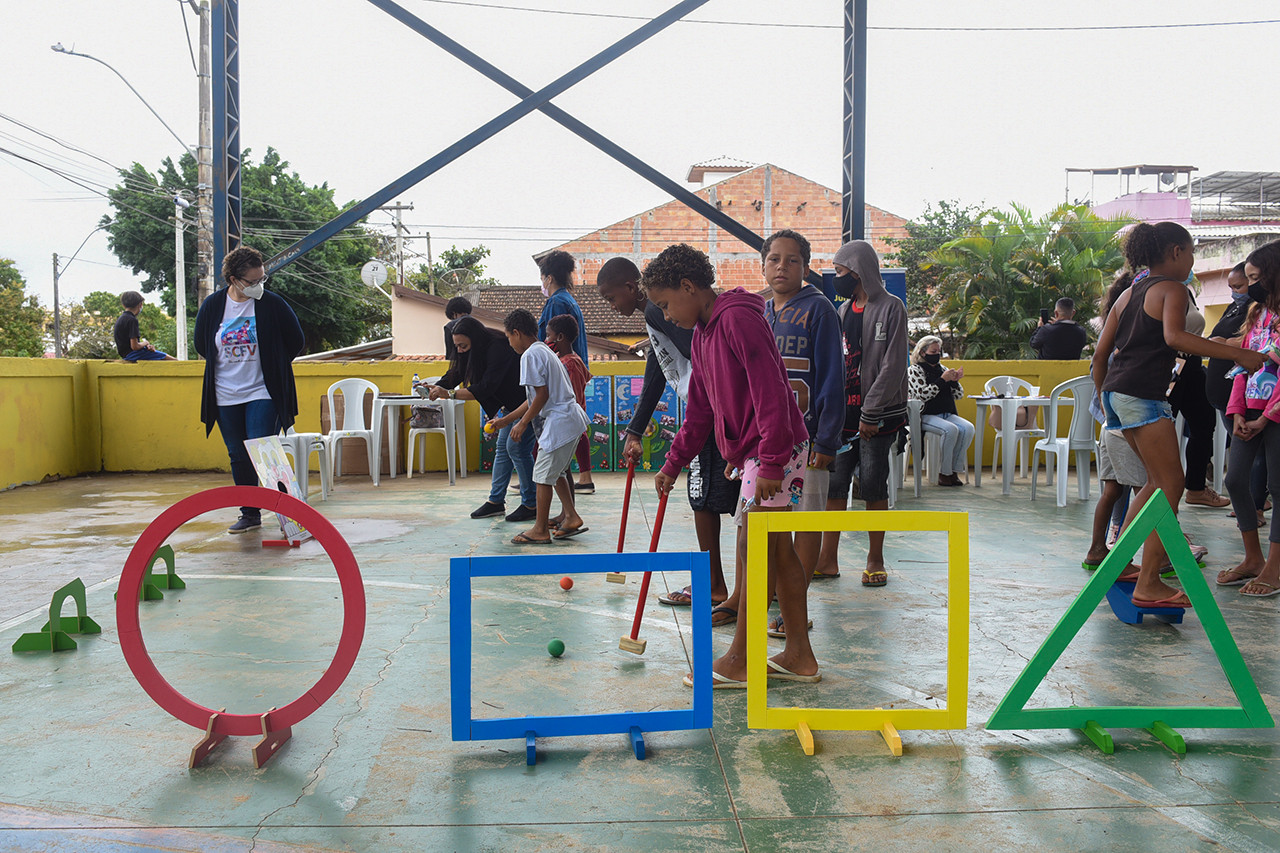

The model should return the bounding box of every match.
[177,0,199,74]
[416,0,1280,32]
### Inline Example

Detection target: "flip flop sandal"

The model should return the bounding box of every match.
[659,585,693,606]
[710,605,737,627]
[766,616,813,638]
[812,570,841,579]
[1217,569,1259,587]
[766,659,822,683]
[1241,580,1280,598]
[552,525,589,540]
[683,671,747,689]
[862,570,888,587]
[510,532,553,545]
[1131,593,1193,608]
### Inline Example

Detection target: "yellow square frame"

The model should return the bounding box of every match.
[746,510,969,755]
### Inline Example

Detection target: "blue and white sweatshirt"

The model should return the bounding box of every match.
[763,284,845,457]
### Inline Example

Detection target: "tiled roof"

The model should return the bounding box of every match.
[474,285,647,337]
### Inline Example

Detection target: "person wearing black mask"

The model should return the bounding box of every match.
[907,335,974,486]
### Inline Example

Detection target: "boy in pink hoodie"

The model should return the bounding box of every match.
[647,244,819,688]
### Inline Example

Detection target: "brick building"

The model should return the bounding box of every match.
[536,158,908,293]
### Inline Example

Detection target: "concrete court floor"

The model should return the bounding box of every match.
[1,466,1280,853]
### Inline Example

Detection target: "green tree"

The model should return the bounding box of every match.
[102,147,388,353]
[884,200,988,315]
[929,204,1131,358]
[404,244,501,297]
[0,258,46,358]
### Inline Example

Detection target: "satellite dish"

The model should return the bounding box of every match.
[361,260,389,288]
[1159,172,1176,187]
[442,268,477,288]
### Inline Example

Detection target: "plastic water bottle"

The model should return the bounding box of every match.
[412,372,420,394]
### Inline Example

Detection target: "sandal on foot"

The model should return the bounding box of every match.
[1216,568,1259,587]
[710,605,737,627]
[766,659,822,683]
[766,615,813,638]
[1132,592,1192,608]
[812,570,841,579]
[510,532,553,545]
[659,585,693,606]
[552,525,589,540]
[862,569,888,587]
[1241,580,1280,598]
[683,671,747,689]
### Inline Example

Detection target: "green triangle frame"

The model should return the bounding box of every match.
[987,489,1274,732]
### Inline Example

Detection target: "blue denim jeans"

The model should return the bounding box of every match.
[215,398,281,519]
[488,414,536,508]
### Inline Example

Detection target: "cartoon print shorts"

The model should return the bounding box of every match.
[738,441,809,512]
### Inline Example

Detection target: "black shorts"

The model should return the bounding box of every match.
[687,432,737,514]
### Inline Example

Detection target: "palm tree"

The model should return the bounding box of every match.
[928,204,1132,358]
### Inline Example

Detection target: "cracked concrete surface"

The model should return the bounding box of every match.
[1,470,1279,851]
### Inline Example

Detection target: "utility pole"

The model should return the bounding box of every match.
[425,231,435,296]
[195,0,214,304]
[52,253,63,358]
[378,202,414,288]
[174,196,191,359]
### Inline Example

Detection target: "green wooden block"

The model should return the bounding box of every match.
[114,545,178,601]
[1147,720,1186,754]
[13,577,97,653]
[987,489,1274,735]
[1083,720,1113,754]
[12,630,76,653]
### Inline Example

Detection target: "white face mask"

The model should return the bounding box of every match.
[242,281,265,300]
[539,277,551,298]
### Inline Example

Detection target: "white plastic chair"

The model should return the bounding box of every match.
[324,378,380,486]
[907,398,946,495]
[280,427,330,502]
[985,375,1045,480]
[1030,376,1098,507]
[406,403,456,485]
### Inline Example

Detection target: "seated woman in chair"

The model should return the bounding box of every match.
[907,336,975,486]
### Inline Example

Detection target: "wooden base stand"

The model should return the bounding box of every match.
[795,721,814,756]
[605,573,627,584]
[189,707,292,769]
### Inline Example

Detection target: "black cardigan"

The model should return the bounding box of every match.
[194,287,305,435]
[437,332,525,416]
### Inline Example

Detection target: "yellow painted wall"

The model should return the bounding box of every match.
[0,355,1089,490]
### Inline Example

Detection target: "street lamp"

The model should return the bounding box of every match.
[50,43,194,157]
[51,221,111,359]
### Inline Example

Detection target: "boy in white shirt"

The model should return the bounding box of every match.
[490,309,590,545]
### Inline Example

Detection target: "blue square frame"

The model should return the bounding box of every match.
[451,550,712,744]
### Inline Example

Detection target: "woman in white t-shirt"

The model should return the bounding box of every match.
[194,247,305,534]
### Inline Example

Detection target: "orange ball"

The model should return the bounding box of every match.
[559,576,573,590]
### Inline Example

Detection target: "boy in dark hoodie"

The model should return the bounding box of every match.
[647,244,819,688]
[761,230,844,596]
[814,240,909,587]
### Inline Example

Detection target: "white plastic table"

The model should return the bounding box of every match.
[374,395,467,480]
[971,395,1052,495]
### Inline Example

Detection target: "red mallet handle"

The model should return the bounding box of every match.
[628,489,669,642]
[616,460,636,554]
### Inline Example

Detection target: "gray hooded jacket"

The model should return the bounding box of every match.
[834,240,909,426]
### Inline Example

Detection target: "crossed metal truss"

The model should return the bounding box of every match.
[212,0,867,282]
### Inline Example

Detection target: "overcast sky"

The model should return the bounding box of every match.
[3,0,1278,308]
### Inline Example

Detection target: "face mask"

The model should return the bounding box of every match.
[1183,271,1196,287]
[1233,290,1250,304]
[1249,283,1269,305]
[833,272,857,299]
[923,353,942,365]
[241,281,264,300]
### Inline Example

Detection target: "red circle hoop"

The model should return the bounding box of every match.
[116,486,365,737]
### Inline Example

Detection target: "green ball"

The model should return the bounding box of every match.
[547,639,565,658]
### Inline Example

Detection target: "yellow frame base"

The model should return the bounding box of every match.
[746,510,969,756]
